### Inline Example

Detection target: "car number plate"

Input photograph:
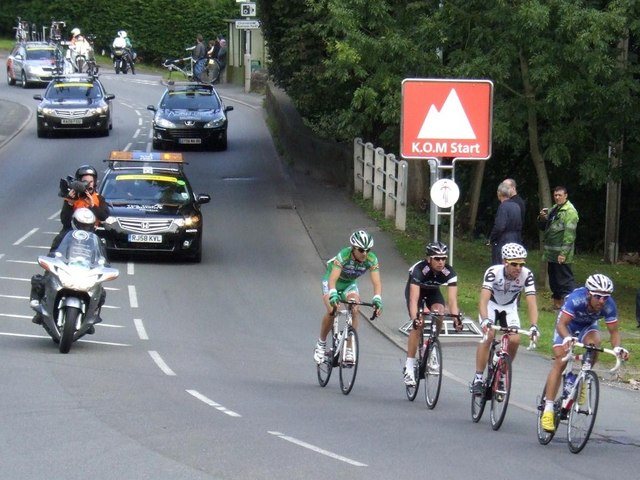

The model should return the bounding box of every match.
[61,118,83,125]
[129,234,162,243]
[179,138,202,144]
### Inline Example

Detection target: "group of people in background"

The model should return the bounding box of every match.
[193,33,227,83]
[489,179,579,312]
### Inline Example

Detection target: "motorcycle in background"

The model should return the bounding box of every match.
[31,230,119,353]
[66,35,94,73]
[112,47,135,74]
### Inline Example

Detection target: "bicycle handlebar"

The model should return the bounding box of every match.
[481,324,537,350]
[330,300,380,321]
[560,340,622,373]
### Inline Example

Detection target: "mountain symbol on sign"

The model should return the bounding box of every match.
[417,89,476,140]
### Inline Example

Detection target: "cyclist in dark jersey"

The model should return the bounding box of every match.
[313,230,382,364]
[403,241,460,386]
[540,273,629,432]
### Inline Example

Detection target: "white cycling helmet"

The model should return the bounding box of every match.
[585,274,614,296]
[349,230,374,250]
[72,208,96,231]
[71,27,81,37]
[501,242,527,260]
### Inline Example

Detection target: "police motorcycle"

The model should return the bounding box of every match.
[30,209,119,353]
[65,28,95,73]
[111,30,135,74]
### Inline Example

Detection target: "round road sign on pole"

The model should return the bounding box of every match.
[430,179,460,209]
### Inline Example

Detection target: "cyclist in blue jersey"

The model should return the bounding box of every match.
[540,273,630,432]
[313,230,383,364]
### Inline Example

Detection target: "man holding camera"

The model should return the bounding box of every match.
[49,165,109,252]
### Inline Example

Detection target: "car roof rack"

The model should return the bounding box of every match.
[51,72,98,82]
[105,151,187,173]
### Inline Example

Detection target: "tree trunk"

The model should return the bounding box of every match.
[467,161,486,234]
[519,50,551,288]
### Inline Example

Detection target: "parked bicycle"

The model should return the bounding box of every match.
[536,340,622,453]
[405,307,462,409]
[470,322,537,430]
[316,300,378,395]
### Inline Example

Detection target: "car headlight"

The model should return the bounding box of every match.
[89,105,109,115]
[204,117,225,128]
[39,107,55,115]
[155,117,176,128]
[174,215,200,227]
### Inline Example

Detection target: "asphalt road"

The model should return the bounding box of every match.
[1,60,638,479]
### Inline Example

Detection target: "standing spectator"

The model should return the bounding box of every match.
[488,181,522,265]
[504,178,526,227]
[216,38,228,82]
[192,34,206,82]
[538,186,579,310]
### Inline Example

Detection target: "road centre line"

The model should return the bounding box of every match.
[128,285,138,308]
[13,228,38,246]
[127,262,135,275]
[6,259,37,265]
[134,319,148,340]
[148,350,176,375]
[186,390,242,417]
[267,431,367,467]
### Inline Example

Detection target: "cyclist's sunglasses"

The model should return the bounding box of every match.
[431,256,447,262]
[507,261,526,267]
[591,293,610,300]
[356,247,370,254]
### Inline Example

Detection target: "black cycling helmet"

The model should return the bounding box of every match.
[75,165,98,180]
[425,241,448,257]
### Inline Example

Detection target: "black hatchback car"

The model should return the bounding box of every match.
[148,82,233,151]
[33,74,115,137]
[95,151,211,263]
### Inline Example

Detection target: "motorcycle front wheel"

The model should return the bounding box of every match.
[59,306,80,353]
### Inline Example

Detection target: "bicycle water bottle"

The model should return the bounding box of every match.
[563,372,576,396]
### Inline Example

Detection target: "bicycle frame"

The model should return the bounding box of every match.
[163,56,195,81]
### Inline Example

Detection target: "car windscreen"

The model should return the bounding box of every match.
[160,90,221,110]
[26,48,57,60]
[102,174,191,205]
[46,82,102,100]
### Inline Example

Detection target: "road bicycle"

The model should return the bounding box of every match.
[163,47,217,83]
[470,320,537,430]
[14,17,34,42]
[48,19,66,43]
[316,300,378,395]
[84,35,100,76]
[536,340,622,453]
[405,307,462,409]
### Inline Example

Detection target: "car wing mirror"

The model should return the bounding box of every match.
[197,194,211,204]
[33,94,43,101]
[147,105,157,112]
[224,106,234,113]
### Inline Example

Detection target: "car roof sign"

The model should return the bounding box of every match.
[109,151,184,162]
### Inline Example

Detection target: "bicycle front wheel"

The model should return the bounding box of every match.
[567,370,599,454]
[536,386,557,445]
[339,327,359,395]
[316,333,335,387]
[471,379,487,423]
[405,355,420,401]
[490,354,512,431]
[424,339,442,409]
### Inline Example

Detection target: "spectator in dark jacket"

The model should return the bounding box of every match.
[504,178,526,227]
[489,182,523,265]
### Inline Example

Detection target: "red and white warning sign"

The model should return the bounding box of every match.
[401,79,493,160]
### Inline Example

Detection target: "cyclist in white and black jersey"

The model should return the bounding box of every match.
[471,243,539,395]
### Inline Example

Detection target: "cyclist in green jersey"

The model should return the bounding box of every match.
[313,230,383,364]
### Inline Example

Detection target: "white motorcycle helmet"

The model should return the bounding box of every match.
[118,30,127,38]
[72,208,96,231]
[71,27,81,37]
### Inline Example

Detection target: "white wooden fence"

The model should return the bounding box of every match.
[353,138,408,231]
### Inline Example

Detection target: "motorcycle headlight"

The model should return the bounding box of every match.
[57,268,99,292]
[155,117,176,128]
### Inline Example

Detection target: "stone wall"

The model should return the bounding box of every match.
[264,82,353,190]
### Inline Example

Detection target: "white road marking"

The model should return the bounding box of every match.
[6,260,38,265]
[133,128,141,138]
[127,262,135,275]
[134,318,148,340]
[0,276,30,282]
[186,390,242,417]
[48,211,59,220]
[14,229,38,245]
[268,431,367,466]
[128,285,138,308]
[149,350,176,375]
[0,294,29,300]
